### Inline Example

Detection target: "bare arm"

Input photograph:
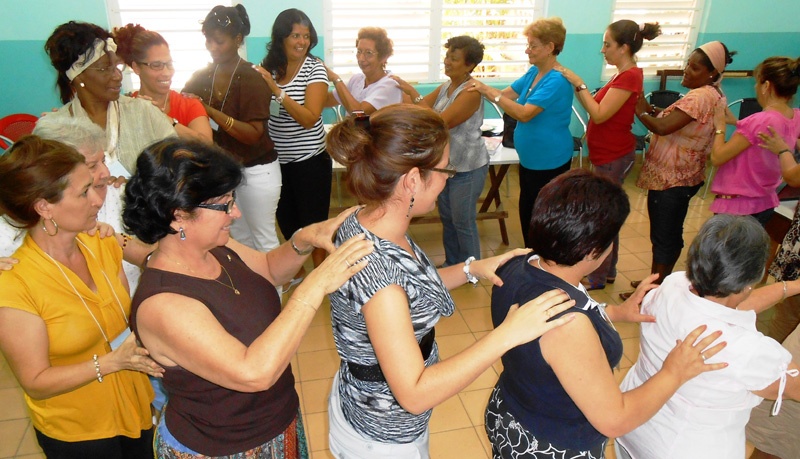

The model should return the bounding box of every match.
[635,93,694,136]
[555,65,631,124]
[710,102,752,166]
[365,288,576,414]
[327,68,380,115]
[752,361,800,400]
[437,248,531,290]
[469,79,542,122]
[757,127,800,186]
[253,64,327,129]
[737,279,800,314]
[175,116,213,144]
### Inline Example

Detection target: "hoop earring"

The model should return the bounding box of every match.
[179,227,186,241]
[406,195,415,218]
[42,218,59,236]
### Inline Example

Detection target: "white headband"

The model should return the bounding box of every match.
[66,38,117,81]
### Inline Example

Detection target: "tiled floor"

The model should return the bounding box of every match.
[0,157,765,458]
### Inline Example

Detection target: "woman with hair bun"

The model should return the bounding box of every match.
[709,56,800,224]
[183,4,280,256]
[325,104,577,457]
[113,23,212,143]
[556,19,661,290]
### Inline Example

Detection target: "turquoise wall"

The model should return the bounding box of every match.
[1,0,798,116]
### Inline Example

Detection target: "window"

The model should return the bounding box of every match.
[106,0,235,93]
[323,0,545,83]
[603,0,705,79]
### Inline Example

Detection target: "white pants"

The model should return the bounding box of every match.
[328,372,430,459]
[230,161,281,253]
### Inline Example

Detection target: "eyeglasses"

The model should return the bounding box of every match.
[355,49,377,58]
[526,42,544,51]
[138,60,174,71]
[430,163,457,179]
[87,62,127,75]
[197,192,236,214]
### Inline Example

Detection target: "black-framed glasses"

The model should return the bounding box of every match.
[139,60,174,71]
[197,192,236,214]
[430,163,457,179]
[87,62,126,75]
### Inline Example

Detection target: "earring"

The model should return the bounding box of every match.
[79,82,85,88]
[42,218,59,236]
[179,227,186,241]
[406,195,415,218]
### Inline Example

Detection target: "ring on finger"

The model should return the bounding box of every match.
[345,259,352,268]
[701,353,706,361]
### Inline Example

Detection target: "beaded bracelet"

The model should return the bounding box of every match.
[92,354,103,383]
[121,233,130,249]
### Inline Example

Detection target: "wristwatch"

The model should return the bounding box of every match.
[494,94,502,103]
[276,89,286,105]
[575,84,588,93]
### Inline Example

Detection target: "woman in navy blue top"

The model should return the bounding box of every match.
[487,169,727,458]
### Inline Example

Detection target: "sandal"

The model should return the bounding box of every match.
[580,279,607,291]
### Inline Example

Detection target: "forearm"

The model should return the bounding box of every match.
[23,352,125,400]
[204,105,262,145]
[279,93,323,129]
[119,233,154,268]
[738,279,800,313]
[594,370,682,437]
[264,242,310,286]
[439,264,469,290]
[331,79,362,114]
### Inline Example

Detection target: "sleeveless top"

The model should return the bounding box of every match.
[432,79,489,172]
[491,254,623,451]
[131,246,297,456]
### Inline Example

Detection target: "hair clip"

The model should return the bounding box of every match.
[352,110,370,132]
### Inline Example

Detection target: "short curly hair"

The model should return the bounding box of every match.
[523,17,566,56]
[123,138,243,244]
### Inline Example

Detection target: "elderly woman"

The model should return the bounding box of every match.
[618,214,800,459]
[44,21,176,178]
[326,104,581,458]
[325,27,403,115]
[123,138,373,457]
[555,20,661,290]
[183,5,279,255]
[471,17,573,248]
[0,136,163,458]
[487,169,726,458]
[391,35,489,266]
[114,23,212,144]
[621,41,735,300]
[255,8,331,268]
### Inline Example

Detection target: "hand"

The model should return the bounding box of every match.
[295,205,363,254]
[713,101,727,131]
[497,289,577,347]
[298,233,374,299]
[108,176,127,188]
[85,221,115,238]
[0,256,19,274]
[553,65,580,86]
[251,65,278,92]
[635,92,650,115]
[467,248,532,286]
[135,93,160,108]
[181,92,202,101]
[758,126,793,155]
[388,75,414,96]
[661,325,727,385]
[111,332,165,378]
[608,273,659,323]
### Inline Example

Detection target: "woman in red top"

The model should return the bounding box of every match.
[114,24,212,144]
[556,20,661,290]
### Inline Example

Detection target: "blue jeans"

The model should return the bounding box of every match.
[439,164,488,266]
[647,183,703,265]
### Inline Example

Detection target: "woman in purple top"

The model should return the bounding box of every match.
[709,56,800,226]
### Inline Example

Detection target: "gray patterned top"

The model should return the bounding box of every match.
[329,211,455,443]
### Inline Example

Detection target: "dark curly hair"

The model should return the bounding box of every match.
[202,4,251,39]
[113,23,168,67]
[261,9,318,81]
[123,138,243,244]
[445,35,485,69]
[44,21,113,104]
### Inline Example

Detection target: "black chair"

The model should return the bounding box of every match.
[647,89,683,111]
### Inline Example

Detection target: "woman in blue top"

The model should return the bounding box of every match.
[472,17,574,248]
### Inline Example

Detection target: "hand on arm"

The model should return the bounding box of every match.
[0,256,18,274]
[758,127,800,186]
[438,248,531,290]
[605,273,659,323]
[554,65,628,123]
[710,101,751,166]
[636,99,693,136]
[175,116,213,144]
[736,279,800,314]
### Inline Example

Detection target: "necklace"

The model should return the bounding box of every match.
[162,252,240,295]
[536,256,549,273]
[210,57,242,111]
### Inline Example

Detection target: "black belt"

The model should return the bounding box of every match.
[347,328,436,382]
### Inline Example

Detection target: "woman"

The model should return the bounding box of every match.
[556,20,662,290]
[255,8,331,267]
[487,168,727,458]
[618,214,800,459]
[325,27,403,115]
[0,136,163,458]
[392,35,489,267]
[709,56,800,225]
[623,41,735,300]
[183,5,280,255]
[326,105,579,458]
[471,17,573,249]
[113,23,213,144]
[123,138,373,458]
[44,21,176,178]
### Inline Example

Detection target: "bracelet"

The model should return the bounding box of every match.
[121,233,130,249]
[92,354,103,383]
[276,89,286,105]
[290,296,317,311]
[714,129,725,135]
[413,94,424,104]
[778,149,792,156]
[781,280,788,303]
[640,111,650,118]
[172,118,179,127]
[290,228,314,256]
[333,77,343,84]
[463,256,479,285]
[223,116,234,131]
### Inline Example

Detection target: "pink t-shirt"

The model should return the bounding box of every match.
[710,109,800,215]
[586,67,642,166]
[637,85,725,191]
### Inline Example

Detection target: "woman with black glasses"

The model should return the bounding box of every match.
[45,21,176,177]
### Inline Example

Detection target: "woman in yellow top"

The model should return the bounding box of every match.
[0,136,163,459]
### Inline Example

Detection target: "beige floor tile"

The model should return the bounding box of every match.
[619,236,652,254]
[15,422,42,456]
[0,363,20,391]
[0,419,29,458]
[622,337,641,364]
[459,388,493,426]
[615,321,641,340]
[301,378,334,414]
[450,285,492,310]
[463,366,499,392]
[436,333,477,360]
[298,324,336,354]
[430,394,472,433]
[296,349,340,382]
[304,411,330,452]
[0,388,27,421]
[430,427,490,459]
[436,312,471,336]
[461,307,494,333]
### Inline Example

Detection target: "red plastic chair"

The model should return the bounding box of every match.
[0,114,38,149]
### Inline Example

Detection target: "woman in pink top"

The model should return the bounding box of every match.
[556,19,661,290]
[709,56,800,226]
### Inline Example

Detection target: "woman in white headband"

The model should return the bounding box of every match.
[44,21,176,178]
